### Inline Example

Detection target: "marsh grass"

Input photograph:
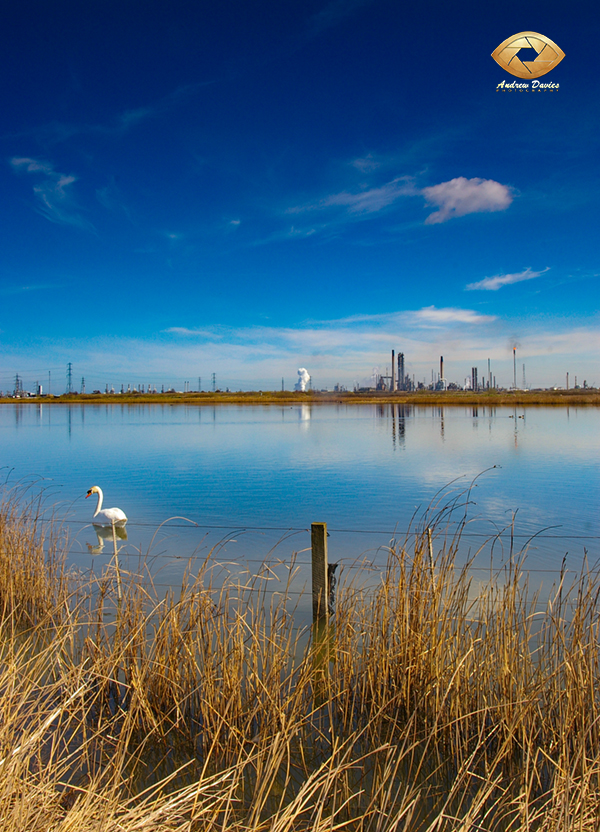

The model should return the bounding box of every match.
[0,485,599,830]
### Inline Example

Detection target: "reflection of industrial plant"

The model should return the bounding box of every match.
[375,401,525,448]
[376,403,413,448]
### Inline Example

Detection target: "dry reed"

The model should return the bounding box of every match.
[0,485,599,830]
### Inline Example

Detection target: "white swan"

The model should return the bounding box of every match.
[86,486,127,526]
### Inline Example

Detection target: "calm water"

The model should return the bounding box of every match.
[1,402,598,609]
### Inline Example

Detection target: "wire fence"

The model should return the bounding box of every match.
[55,515,600,539]
[65,515,600,584]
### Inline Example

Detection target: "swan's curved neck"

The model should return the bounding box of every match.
[93,488,104,517]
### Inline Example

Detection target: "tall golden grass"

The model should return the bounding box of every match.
[0,485,599,830]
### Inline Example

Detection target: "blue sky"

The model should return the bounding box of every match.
[1,0,598,392]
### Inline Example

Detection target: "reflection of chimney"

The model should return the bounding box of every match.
[391,350,396,392]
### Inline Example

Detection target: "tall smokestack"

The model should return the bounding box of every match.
[391,350,396,391]
[513,347,517,390]
[440,356,444,388]
[398,353,405,391]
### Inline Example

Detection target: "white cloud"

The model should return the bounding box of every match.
[466,267,549,291]
[422,177,513,224]
[10,157,94,231]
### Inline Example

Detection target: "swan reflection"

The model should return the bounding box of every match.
[87,523,128,554]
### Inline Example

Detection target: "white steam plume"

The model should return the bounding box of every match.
[295,368,310,391]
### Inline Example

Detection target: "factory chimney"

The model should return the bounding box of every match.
[390,350,396,392]
[398,353,405,391]
[440,356,444,389]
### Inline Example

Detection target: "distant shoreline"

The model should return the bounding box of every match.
[1,389,598,406]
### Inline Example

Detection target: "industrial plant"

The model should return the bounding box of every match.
[352,348,592,394]
[0,351,594,399]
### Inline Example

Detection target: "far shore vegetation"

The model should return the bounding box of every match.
[0,482,599,829]
[1,387,599,406]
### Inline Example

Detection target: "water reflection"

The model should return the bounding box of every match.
[395,404,410,448]
[377,403,412,449]
[507,408,527,448]
[299,404,311,425]
[0,403,597,583]
[372,402,537,453]
[87,523,128,554]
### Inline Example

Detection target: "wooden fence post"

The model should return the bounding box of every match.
[111,521,123,605]
[311,522,332,701]
[311,522,328,623]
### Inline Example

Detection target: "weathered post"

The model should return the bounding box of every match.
[311,522,328,623]
[311,522,332,704]
[111,520,123,604]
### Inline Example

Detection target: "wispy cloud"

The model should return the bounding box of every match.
[413,306,496,325]
[135,312,600,388]
[113,84,208,133]
[285,171,513,236]
[422,177,514,224]
[351,154,380,172]
[165,327,221,338]
[163,306,497,359]
[96,176,132,220]
[466,266,549,291]
[0,283,58,295]
[6,314,598,390]
[10,83,213,146]
[289,176,417,215]
[10,157,94,231]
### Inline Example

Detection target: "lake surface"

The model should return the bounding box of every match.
[1,402,598,613]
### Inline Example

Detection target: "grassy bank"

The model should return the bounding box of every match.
[1,388,599,406]
[1,490,599,830]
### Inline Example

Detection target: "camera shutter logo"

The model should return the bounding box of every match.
[491,32,565,79]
